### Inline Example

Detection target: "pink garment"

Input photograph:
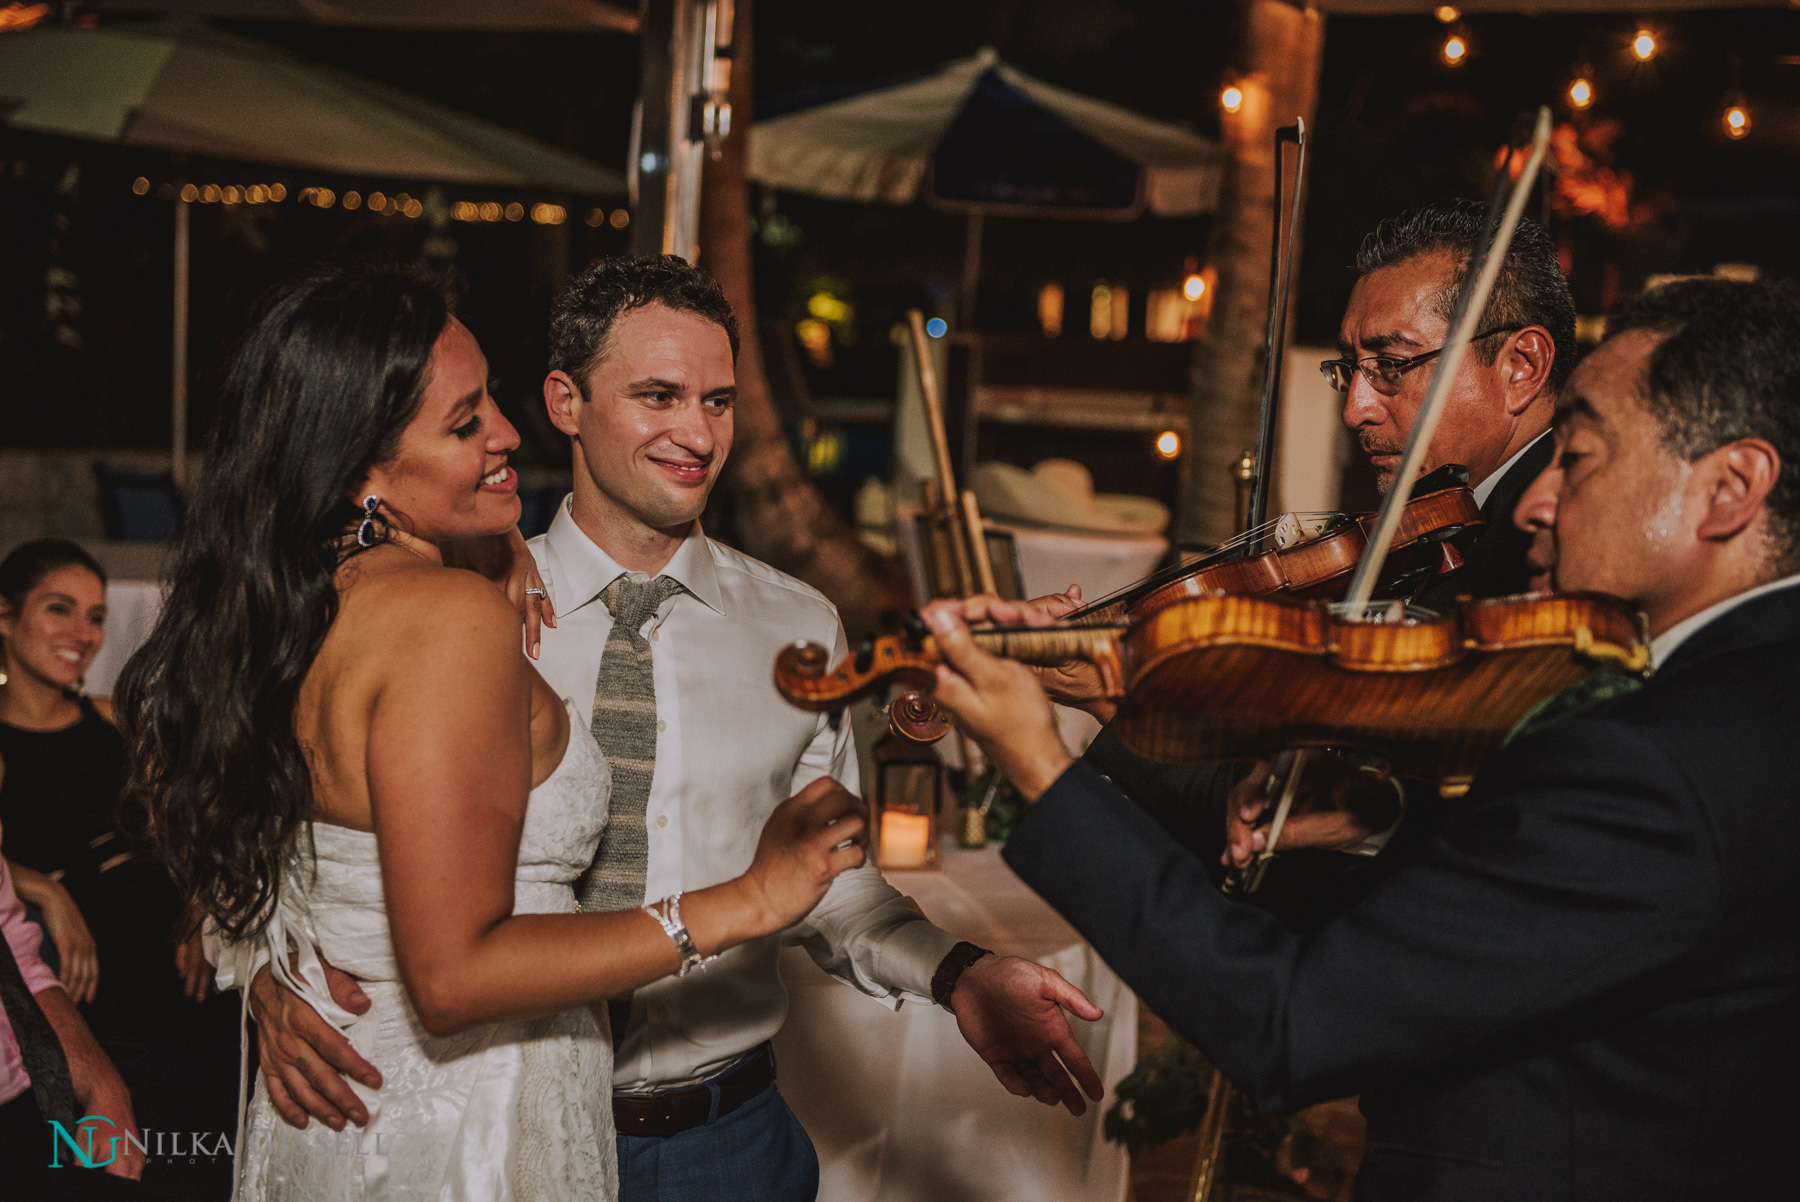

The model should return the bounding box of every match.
[0,854,61,1106]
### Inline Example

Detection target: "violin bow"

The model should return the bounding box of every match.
[1245,119,1310,538]
[1235,107,1553,894]
[1057,120,1309,625]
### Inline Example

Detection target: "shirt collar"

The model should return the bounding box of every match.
[1470,430,1550,510]
[1649,572,1800,668]
[543,494,726,618]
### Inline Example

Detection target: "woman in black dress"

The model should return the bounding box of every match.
[0,540,232,1060]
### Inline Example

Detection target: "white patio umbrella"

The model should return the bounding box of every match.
[88,0,639,31]
[0,21,627,483]
[749,47,1220,325]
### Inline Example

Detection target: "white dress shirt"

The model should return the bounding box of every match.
[1648,573,1800,668]
[1470,430,1550,510]
[530,496,960,1094]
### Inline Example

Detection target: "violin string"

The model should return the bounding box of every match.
[1060,511,1350,621]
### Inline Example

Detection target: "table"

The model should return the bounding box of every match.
[773,838,1135,1202]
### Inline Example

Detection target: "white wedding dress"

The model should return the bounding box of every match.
[230,699,619,1201]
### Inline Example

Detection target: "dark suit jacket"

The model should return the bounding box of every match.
[1006,584,1800,1200]
[1080,434,1557,930]
[1416,433,1552,611]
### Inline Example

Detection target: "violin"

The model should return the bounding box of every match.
[1063,466,1483,625]
[772,589,1647,797]
[876,466,1480,744]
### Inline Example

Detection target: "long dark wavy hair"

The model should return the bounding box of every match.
[116,263,451,941]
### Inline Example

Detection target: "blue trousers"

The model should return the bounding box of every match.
[616,1079,819,1202]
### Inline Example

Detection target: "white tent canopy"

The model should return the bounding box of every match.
[0,22,626,486]
[0,23,627,190]
[749,48,1219,218]
[90,0,639,33]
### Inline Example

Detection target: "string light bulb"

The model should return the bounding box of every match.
[1182,273,1206,302]
[1155,430,1183,461]
[1724,104,1751,139]
[1441,34,1467,67]
[1568,77,1595,110]
[1434,5,1459,23]
[1220,85,1243,114]
[1631,30,1656,62]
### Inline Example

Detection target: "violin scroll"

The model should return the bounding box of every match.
[889,690,954,743]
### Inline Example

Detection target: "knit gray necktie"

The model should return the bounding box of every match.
[579,572,684,915]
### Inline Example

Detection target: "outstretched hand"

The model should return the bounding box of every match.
[950,955,1106,1115]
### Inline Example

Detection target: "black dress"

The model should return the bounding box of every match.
[0,697,238,1196]
[0,697,232,1057]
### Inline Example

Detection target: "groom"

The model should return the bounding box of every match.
[250,256,1106,1201]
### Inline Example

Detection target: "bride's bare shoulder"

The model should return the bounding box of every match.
[337,551,521,658]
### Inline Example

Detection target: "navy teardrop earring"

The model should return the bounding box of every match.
[356,494,382,548]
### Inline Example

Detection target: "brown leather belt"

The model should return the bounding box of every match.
[612,1044,775,1139]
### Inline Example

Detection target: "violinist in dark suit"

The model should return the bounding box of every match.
[924,277,1800,1200]
[1031,200,1572,926]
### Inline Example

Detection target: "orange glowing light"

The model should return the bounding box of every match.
[1631,30,1656,62]
[1724,106,1750,139]
[1182,274,1206,302]
[1568,78,1594,110]
[1220,85,1243,114]
[1434,6,1460,23]
[1155,430,1183,460]
[1441,35,1467,67]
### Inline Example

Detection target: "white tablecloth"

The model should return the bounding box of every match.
[86,579,164,698]
[773,839,1135,1202]
[994,523,1167,605]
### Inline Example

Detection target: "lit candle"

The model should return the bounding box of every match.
[879,810,933,869]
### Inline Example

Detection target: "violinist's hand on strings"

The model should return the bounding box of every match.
[923,602,1072,802]
[1222,755,1406,869]
[930,586,1120,722]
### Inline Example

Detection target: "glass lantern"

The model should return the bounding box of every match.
[871,730,943,871]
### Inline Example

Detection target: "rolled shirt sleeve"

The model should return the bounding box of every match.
[783,623,960,1005]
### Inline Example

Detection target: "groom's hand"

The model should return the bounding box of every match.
[948,954,1105,1115]
[250,959,383,1130]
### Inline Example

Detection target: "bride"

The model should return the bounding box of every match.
[116,265,867,1199]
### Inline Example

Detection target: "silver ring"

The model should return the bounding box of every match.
[525,587,546,597]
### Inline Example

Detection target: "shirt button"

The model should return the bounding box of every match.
[657,719,667,732]
[656,815,669,829]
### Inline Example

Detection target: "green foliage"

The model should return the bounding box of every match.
[1103,1039,1214,1158]
[1104,1039,1321,1197]
[964,765,1027,843]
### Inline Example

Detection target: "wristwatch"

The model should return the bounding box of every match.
[930,941,994,1010]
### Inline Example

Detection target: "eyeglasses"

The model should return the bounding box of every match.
[1318,327,1522,395]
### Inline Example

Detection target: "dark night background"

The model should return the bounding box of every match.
[3,1,1797,478]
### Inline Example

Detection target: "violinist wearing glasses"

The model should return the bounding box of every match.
[1028,199,1576,930]
[924,278,1800,1200]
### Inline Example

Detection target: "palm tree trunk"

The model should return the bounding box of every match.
[699,0,909,629]
[1180,0,1325,546]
